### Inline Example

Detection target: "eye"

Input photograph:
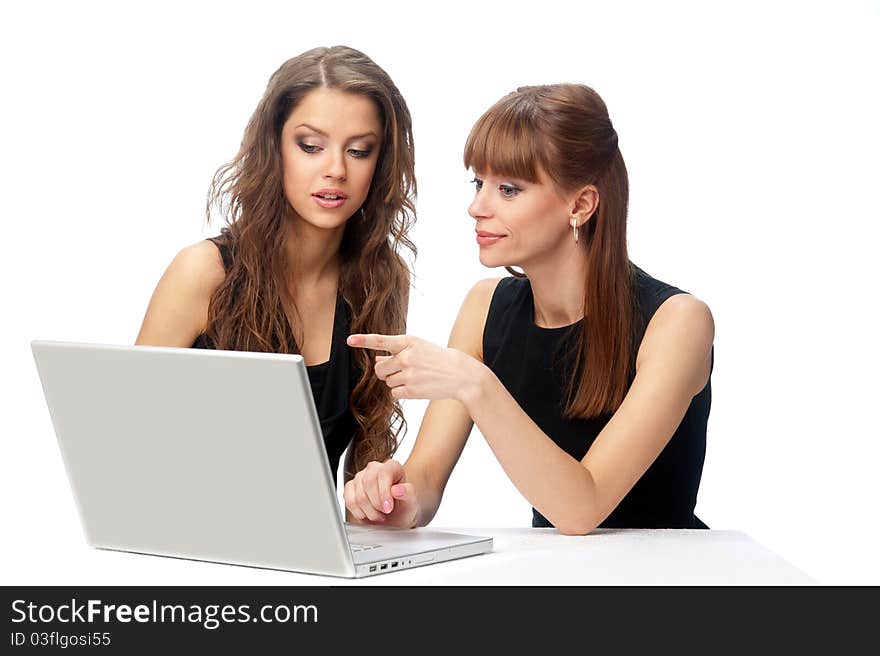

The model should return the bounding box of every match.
[471,177,483,191]
[298,142,321,154]
[347,148,372,158]
[499,184,521,198]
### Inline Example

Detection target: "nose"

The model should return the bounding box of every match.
[324,149,347,181]
[468,187,492,221]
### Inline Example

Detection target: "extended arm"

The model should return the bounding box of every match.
[343,279,499,527]
[349,289,714,534]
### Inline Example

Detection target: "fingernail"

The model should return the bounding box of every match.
[391,484,405,497]
[382,499,392,513]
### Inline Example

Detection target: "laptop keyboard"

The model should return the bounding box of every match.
[349,543,381,553]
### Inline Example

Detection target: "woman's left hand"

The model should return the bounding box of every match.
[347,333,481,402]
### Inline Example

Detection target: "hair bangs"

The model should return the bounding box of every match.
[463,97,548,183]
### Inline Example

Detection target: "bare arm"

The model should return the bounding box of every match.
[343,279,501,527]
[350,290,714,534]
[460,293,715,534]
[347,281,714,533]
[398,281,501,524]
[135,240,225,347]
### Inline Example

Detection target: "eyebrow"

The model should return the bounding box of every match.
[295,123,378,140]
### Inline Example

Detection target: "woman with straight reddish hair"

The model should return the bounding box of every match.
[345,83,714,534]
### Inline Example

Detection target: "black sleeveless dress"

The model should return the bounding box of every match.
[191,237,359,485]
[482,265,711,529]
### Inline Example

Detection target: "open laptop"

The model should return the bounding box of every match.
[30,340,492,577]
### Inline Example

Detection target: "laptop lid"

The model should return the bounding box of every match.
[31,340,356,577]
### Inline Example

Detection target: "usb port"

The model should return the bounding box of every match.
[369,565,377,572]
[380,563,388,570]
[391,561,398,568]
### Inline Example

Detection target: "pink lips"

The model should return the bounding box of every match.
[476,230,506,246]
[312,188,348,209]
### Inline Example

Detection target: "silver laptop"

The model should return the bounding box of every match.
[30,340,492,577]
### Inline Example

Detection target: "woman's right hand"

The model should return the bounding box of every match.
[343,459,420,529]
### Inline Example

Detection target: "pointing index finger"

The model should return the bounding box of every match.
[346,333,409,354]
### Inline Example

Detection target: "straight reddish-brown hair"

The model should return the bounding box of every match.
[464,84,636,418]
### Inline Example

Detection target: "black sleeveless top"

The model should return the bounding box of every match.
[191,237,359,485]
[483,265,711,529]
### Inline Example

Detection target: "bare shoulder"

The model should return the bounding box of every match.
[463,277,504,311]
[651,293,714,340]
[135,239,227,346]
[168,240,226,294]
[637,293,715,393]
[448,278,504,360]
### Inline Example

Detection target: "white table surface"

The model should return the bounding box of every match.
[7,528,815,586]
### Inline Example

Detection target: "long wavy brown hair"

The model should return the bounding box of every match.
[464,83,635,418]
[204,46,416,473]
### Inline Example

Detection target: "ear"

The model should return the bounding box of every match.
[569,185,599,227]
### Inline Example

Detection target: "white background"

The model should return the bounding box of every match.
[2,0,878,585]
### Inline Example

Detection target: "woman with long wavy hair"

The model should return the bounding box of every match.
[344,83,714,534]
[136,46,416,487]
